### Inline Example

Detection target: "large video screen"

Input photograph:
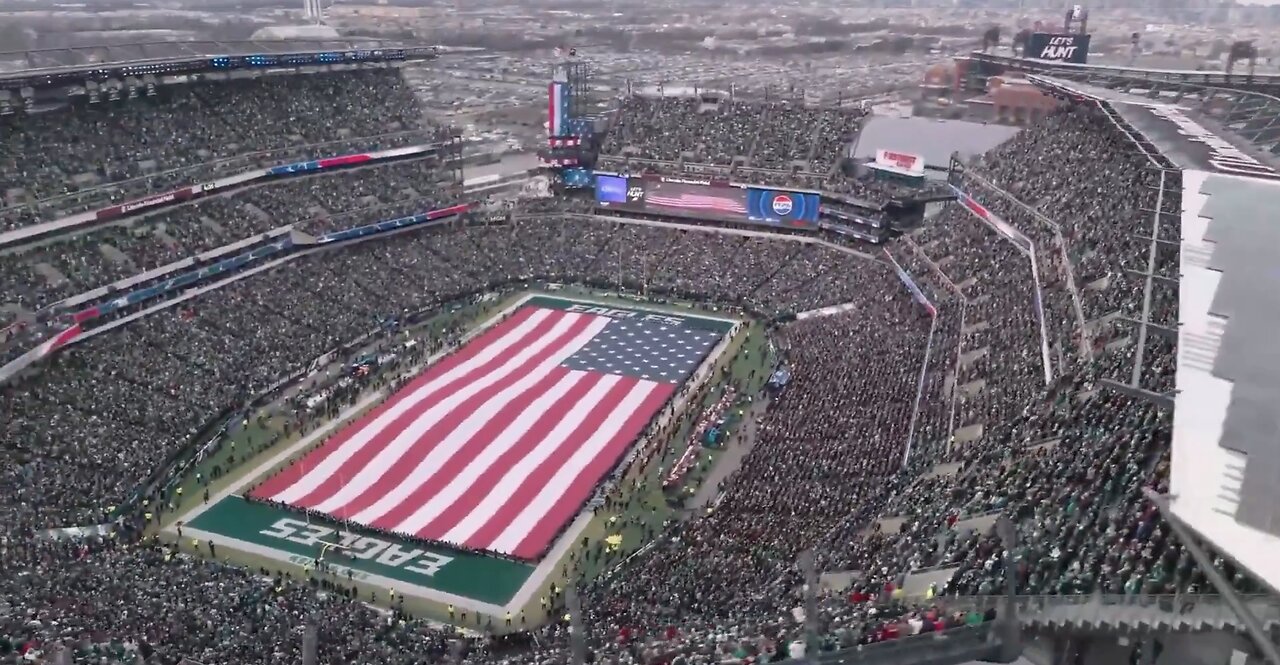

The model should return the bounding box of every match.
[596,175,820,228]
[747,188,820,225]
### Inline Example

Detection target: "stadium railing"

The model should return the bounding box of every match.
[936,593,1280,629]
[0,127,444,219]
[785,624,998,665]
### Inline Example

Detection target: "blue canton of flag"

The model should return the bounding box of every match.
[560,317,722,383]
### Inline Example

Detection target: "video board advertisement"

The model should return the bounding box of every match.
[746,188,820,225]
[1026,33,1091,64]
[595,175,820,227]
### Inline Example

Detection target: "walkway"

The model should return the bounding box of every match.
[687,399,770,513]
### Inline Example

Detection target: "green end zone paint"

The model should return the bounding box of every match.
[188,495,533,606]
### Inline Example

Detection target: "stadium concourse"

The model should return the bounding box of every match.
[0,63,1264,665]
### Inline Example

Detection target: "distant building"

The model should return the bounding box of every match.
[920,62,957,99]
[967,76,1060,124]
[328,5,425,19]
[249,24,342,41]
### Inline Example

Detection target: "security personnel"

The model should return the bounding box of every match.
[505,611,512,627]
[447,605,455,622]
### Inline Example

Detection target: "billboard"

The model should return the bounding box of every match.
[1026,33,1091,63]
[874,150,926,177]
[645,181,748,218]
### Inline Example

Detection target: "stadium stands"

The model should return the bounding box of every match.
[0,67,1240,665]
[599,96,863,175]
[0,70,438,229]
[595,95,957,218]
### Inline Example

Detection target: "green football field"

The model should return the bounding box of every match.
[166,291,763,623]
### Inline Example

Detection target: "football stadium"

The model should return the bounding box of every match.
[3,23,1280,665]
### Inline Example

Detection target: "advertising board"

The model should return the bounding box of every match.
[1026,33,1091,64]
[874,150,926,177]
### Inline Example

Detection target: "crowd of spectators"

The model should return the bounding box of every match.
[0,70,438,229]
[0,217,880,533]
[957,104,1179,393]
[0,92,1214,664]
[0,155,460,315]
[600,95,864,174]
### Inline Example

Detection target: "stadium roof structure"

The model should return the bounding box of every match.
[854,116,1020,169]
[1020,67,1280,596]
[0,38,421,75]
[967,53,1280,158]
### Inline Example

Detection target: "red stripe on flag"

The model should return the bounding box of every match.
[507,382,674,559]
[409,370,607,541]
[250,307,542,500]
[353,366,571,528]
[305,311,597,519]
[368,363,591,534]
[460,376,641,550]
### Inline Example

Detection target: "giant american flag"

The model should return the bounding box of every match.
[250,304,723,560]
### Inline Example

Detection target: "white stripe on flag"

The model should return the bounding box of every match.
[389,370,619,535]
[307,313,604,515]
[436,372,626,544]
[482,379,661,554]
[348,320,607,524]
[268,308,558,505]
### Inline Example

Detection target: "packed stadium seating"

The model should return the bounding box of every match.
[596,95,959,219]
[0,70,441,229]
[600,96,864,174]
[0,73,1220,664]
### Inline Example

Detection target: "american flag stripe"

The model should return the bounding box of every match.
[263,309,576,509]
[438,373,639,545]
[394,370,618,538]
[249,305,689,559]
[254,307,556,505]
[349,364,583,527]
[305,314,605,517]
[647,193,746,213]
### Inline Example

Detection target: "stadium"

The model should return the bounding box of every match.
[1,24,1279,665]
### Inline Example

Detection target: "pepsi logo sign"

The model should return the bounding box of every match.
[771,194,794,216]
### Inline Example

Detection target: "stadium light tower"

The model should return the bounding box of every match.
[302,0,324,24]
